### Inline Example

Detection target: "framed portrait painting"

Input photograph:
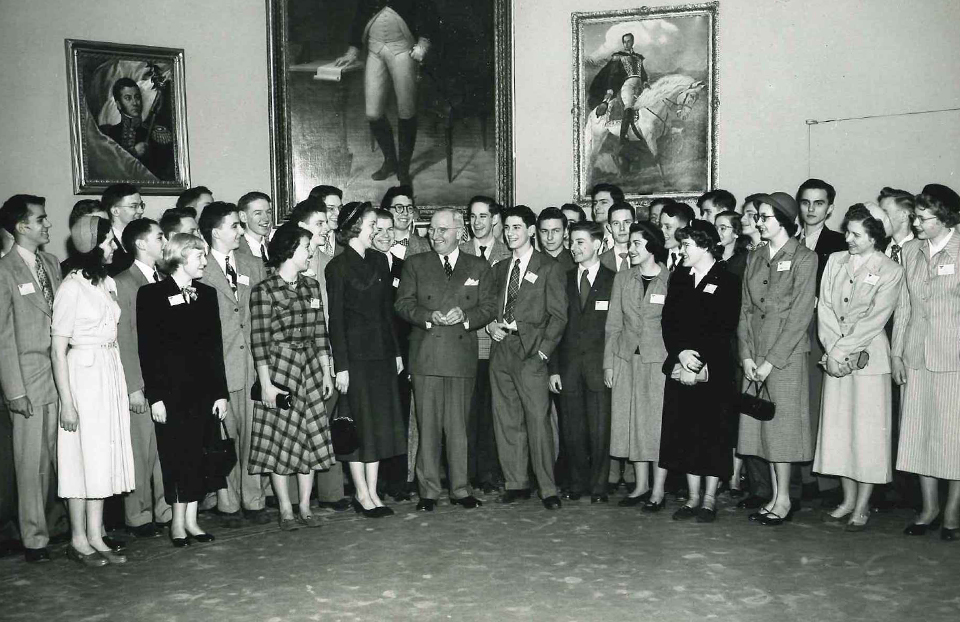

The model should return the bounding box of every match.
[65,39,191,195]
[266,0,514,221]
[572,2,718,204]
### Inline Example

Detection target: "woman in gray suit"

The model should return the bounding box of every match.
[893,184,960,540]
[604,222,669,510]
[737,193,818,526]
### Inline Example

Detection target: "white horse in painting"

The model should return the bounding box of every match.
[584,74,706,182]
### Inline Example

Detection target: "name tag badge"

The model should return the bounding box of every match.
[168,295,185,306]
[595,300,609,311]
[464,278,479,286]
[237,274,250,286]
[18,282,36,296]
[392,277,400,288]
[864,273,880,285]
[650,294,666,305]
[704,284,718,294]
[310,298,321,309]
[524,272,538,284]
[938,264,956,276]
[777,261,792,272]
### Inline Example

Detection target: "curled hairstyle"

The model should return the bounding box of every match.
[73,217,113,286]
[267,222,312,269]
[161,233,206,274]
[335,201,376,247]
[381,185,415,212]
[674,220,723,260]
[915,192,960,228]
[628,221,667,264]
[715,210,750,253]
[841,204,887,250]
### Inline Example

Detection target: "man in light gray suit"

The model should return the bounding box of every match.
[198,202,270,525]
[0,195,63,562]
[115,218,171,537]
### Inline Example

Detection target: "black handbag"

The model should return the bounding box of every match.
[251,379,293,410]
[738,379,776,421]
[203,420,238,479]
[331,416,359,456]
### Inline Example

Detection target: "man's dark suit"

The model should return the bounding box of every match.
[381,251,412,497]
[549,264,615,496]
[108,236,134,277]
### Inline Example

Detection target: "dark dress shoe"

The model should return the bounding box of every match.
[904,515,942,536]
[478,482,499,495]
[619,491,652,507]
[316,498,352,512]
[748,508,771,522]
[561,491,582,501]
[591,494,609,504]
[170,536,191,548]
[416,498,437,512]
[387,490,413,502]
[189,532,215,543]
[642,498,667,513]
[728,488,746,499]
[128,523,163,538]
[265,496,280,509]
[96,549,127,565]
[501,489,532,504]
[672,505,698,521]
[940,526,959,541]
[542,496,562,510]
[375,506,395,517]
[737,495,766,510]
[758,506,796,526]
[101,536,126,552]
[24,547,52,563]
[66,546,107,567]
[696,507,718,523]
[243,508,273,525]
[451,496,483,509]
[351,497,384,518]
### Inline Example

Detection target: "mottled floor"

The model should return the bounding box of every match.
[1,493,958,622]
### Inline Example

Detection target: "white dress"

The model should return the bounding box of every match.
[53,273,135,498]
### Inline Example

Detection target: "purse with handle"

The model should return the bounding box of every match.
[203,420,238,479]
[738,379,776,421]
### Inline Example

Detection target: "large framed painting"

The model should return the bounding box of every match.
[572,2,718,204]
[266,0,514,221]
[65,39,191,195]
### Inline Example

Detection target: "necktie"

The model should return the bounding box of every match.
[259,242,268,264]
[224,256,239,299]
[395,238,409,247]
[34,254,54,309]
[579,269,590,310]
[669,252,678,271]
[479,245,487,261]
[443,255,453,279]
[618,252,629,272]
[890,243,901,264]
[181,285,198,303]
[152,268,161,283]
[504,258,521,323]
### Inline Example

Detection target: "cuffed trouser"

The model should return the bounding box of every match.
[218,387,265,513]
[123,406,171,526]
[11,402,59,549]
[559,388,612,496]
[412,375,473,500]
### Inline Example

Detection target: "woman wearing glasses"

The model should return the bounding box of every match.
[893,184,960,540]
[739,195,764,252]
[737,193,818,526]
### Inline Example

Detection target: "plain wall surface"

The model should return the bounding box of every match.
[0,0,271,258]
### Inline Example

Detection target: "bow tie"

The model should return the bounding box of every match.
[181,285,198,303]
[394,238,409,247]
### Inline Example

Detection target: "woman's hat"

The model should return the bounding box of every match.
[921,183,960,213]
[70,214,102,254]
[752,192,799,222]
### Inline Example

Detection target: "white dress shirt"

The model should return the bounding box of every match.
[244,232,267,259]
[577,260,601,291]
[134,259,159,283]
[15,244,40,285]
[884,231,914,259]
[799,225,823,252]
[929,228,955,257]
[502,246,534,330]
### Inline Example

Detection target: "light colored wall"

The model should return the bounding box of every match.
[514,0,960,219]
[0,0,270,258]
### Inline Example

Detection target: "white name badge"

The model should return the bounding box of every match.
[18,282,36,296]
[595,300,609,311]
[310,298,321,309]
[650,294,666,305]
[938,264,956,276]
[237,274,250,286]
[704,284,718,294]
[524,272,538,284]
[168,295,185,306]
[777,261,792,272]
[464,278,480,286]
[864,273,880,285]
[392,277,400,288]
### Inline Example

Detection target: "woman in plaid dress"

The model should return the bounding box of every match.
[249,224,335,530]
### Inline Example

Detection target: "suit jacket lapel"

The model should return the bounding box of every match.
[204,252,236,300]
[11,249,50,316]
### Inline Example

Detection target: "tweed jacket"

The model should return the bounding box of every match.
[395,251,497,377]
[603,264,669,368]
[737,238,818,369]
[550,263,615,392]
[114,264,151,393]
[0,245,62,405]
[818,250,903,376]
[892,234,960,372]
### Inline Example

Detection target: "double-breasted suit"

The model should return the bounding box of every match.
[488,248,567,497]
[0,246,63,550]
[199,250,266,512]
[893,234,960,479]
[550,263,615,496]
[114,264,170,527]
[395,250,497,500]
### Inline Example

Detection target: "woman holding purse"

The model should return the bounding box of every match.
[814,205,903,531]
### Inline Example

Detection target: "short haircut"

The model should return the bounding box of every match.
[877,186,915,214]
[122,218,159,258]
[433,207,464,230]
[590,182,625,203]
[69,199,105,228]
[698,189,737,212]
[569,220,604,243]
[0,194,45,236]
[101,183,139,211]
[159,207,194,238]
[661,201,695,226]
[607,201,636,221]
[308,185,343,203]
[374,208,394,223]
[560,203,586,222]
[796,178,836,205]
[502,205,537,229]
[916,191,960,228]
[335,202,376,246]
[160,233,205,274]
[198,201,239,245]
[675,220,723,259]
[381,185,415,211]
[469,195,500,218]
[176,186,213,209]
[629,221,668,264]
[841,204,888,250]
[111,77,139,103]
[238,191,271,212]
[266,222,312,269]
[537,207,568,230]
[289,198,327,226]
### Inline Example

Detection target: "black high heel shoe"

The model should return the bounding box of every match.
[641,497,667,513]
[188,532,215,544]
[170,534,191,548]
[940,526,959,541]
[352,497,384,519]
[904,514,942,536]
[758,505,796,526]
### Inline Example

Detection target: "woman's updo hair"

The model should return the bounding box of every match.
[161,233,206,274]
[266,222,312,269]
[335,201,376,247]
[674,220,723,259]
[841,203,887,250]
[916,190,960,228]
[628,221,668,264]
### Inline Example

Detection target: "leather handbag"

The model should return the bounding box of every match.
[670,363,709,383]
[331,415,359,456]
[251,379,293,410]
[203,420,238,479]
[738,379,776,421]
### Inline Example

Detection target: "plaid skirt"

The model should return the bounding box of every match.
[248,342,334,475]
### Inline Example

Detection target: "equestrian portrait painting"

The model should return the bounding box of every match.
[572,3,718,203]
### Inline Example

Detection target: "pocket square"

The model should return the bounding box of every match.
[464,278,480,286]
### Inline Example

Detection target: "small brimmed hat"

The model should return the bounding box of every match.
[921,183,960,214]
[752,192,799,222]
[70,214,102,254]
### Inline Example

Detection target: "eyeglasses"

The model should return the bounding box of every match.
[119,201,146,210]
[752,214,777,223]
[716,224,734,233]
[912,214,939,224]
[391,204,415,215]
